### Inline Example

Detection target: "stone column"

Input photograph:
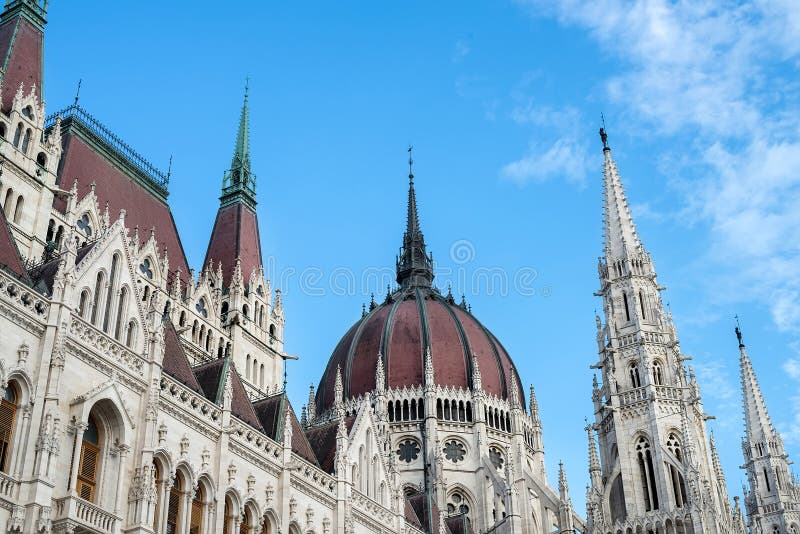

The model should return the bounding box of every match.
[114,444,130,516]
[68,421,88,494]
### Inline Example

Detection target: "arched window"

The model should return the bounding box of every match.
[269,324,276,340]
[436,399,443,419]
[246,355,251,379]
[12,196,23,224]
[447,490,471,520]
[142,285,150,304]
[21,128,31,154]
[3,188,13,215]
[218,337,224,358]
[403,399,410,421]
[623,291,631,322]
[653,361,664,385]
[221,301,229,319]
[77,415,101,502]
[241,504,256,534]
[459,401,466,422]
[166,472,184,534]
[636,437,659,511]
[0,123,5,138]
[179,311,186,327]
[444,399,451,420]
[259,364,265,388]
[189,483,205,534]
[22,106,32,119]
[639,290,647,319]
[91,271,105,326]
[252,359,258,383]
[114,287,128,341]
[103,254,120,332]
[78,290,90,319]
[223,495,235,534]
[242,304,249,318]
[395,401,401,422]
[191,320,198,342]
[125,321,137,348]
[12,123,21,148]
[37,152,47,168]
[0,384,18,472]
[629,362,641,388]
[152,461,162,530]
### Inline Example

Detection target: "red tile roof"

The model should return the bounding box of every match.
[56,133,191,285]
[0,11,43,113]
[192,358,263,431]
[162,320,203,394]
[252,393,320,467]
[317,287,525,414]
[203,202,263,288]
[304,417,355,474]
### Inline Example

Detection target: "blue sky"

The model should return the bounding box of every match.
[42,1,800,511]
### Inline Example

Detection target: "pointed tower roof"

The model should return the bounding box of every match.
[203,85,264,287]
[396,147,434,288]
[736,326,776,442]
[0,0,46,113]
[600,128,645,261]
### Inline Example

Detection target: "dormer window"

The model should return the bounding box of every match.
[77,213,93,237]
[196,298,208,318]
[22,106,32,120]
[139,258,153,279]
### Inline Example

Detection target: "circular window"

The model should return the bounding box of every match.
[447,491,470,518]
[443,440,466,463]
[397,439,421,463]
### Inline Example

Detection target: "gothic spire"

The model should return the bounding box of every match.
[203,84,264,287]
[396,146,434,288]
[586,423,601,488]
[221,81,256,208]
[600,127,644,261]
[737,325,776,442]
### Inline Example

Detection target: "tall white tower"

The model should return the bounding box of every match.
[585,129,738,534]
[737,327,800,534]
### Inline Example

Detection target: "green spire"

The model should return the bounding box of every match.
[221,81,256,208]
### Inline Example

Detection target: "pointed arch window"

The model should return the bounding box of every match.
[652,361,664,385]
[21,128,31,154]
[0,384,18,473]
[12,123,21,148]
[77,416,100,502]
[623,291,631,322]
[114,287,128,341]
[103,254,120,333]
[166,473,183,534]
[189,484,204,534]
[125,320,137,348]
[639,290,646,319]
[13,196,23,224]
[636,437,659,511]
[91,271,105,326]
[629,362,641,388]
[78,290,90,319]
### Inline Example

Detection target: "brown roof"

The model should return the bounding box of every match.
[192,358,263,431]
[252,393,320,467]
[317,286,525,413]
[29,241,96,295]
[0,203,29,283]
[55,132,191,285]
[0,7,43,114]
[406,492,453,534]
[203,202,263,288]
[162,320,203,394]
[304,417,355,474]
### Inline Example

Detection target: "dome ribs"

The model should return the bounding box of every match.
[415,288,432,387]
[425,295,470,390]
[345,303,390,399]
[387,299,424,388]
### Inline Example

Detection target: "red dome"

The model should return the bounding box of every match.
[316,286,524,413]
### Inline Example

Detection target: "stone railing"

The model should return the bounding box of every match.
[53,495,119,534]
[351,489,395,528]
[69,316,145,376]
[654,385,683,401]
[160,376,222,425]
[619,386,648,407]
[0,270,49,325]
[0,471,19,503]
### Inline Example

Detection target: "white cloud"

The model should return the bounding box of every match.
[516,0,800,331]
[502,137,591,187]
[453,39,470,63]
[693,359,739,428]
[784,358,800,380]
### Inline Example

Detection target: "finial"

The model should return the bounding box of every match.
[361,303,366,317]
[283,359,288,391]
[167,154,173,180]
[599,113,609,150]
[408,144,414,182]
[74,79,82,106]
[369,292,376,311]
[735,314,744,347]
[245,76,249,100]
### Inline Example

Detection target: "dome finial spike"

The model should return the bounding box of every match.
[599,113,609,150]
[396,146,434,288]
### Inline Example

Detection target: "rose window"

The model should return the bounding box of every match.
[443,440,466,463]
[396,439,421,463]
